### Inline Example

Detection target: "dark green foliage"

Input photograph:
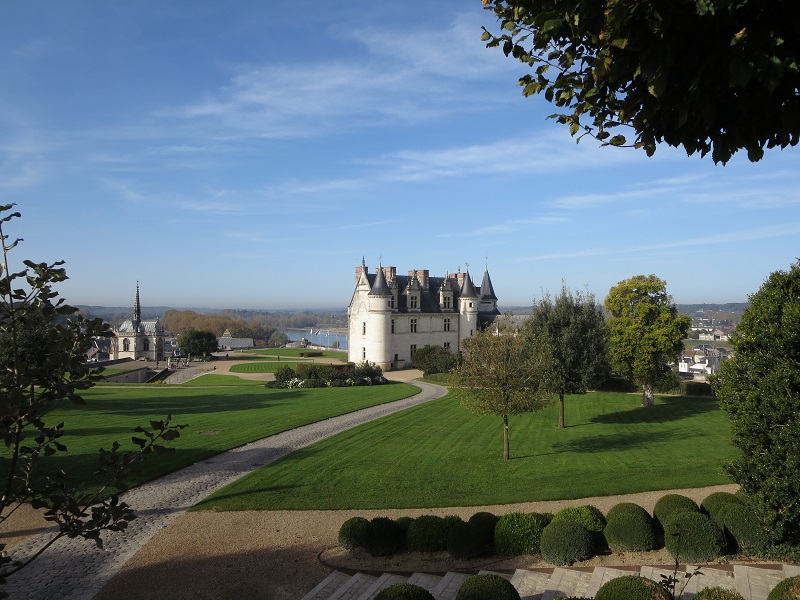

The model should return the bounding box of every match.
[273,365,295,385]
[604,504,657,552]
[540,520,594,565]
[468,511,499,548]
[682,381,715,396]
[455,573,521,600]
[338,516,370,549]
[766,575,800,600]
[447,521,484,560]
[594,575,673,600]
[298,351,323,357]
[412,344,456,376]
[362,517,404,557]
[654,494,701,529]
[552,505,606,544]
[406,515,450,552]
[664,509,726,562]
[716,503,772,553]
[702,492,744,523]
[177,327,219,357]
[374,583,436,600]
[713,261,800,543]
[494,512,551,556]
[693,587,745,600]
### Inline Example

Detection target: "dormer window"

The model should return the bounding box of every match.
[443,296,451,310]
[389,296,395,309]
[410,295,418,309]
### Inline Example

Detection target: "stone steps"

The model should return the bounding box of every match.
[304,564,799,600]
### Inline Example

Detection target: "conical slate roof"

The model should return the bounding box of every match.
[480,269,498,301]
[460,271,478,299]
[368,265,392,296]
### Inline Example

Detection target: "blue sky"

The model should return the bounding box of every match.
[2,1,798,310]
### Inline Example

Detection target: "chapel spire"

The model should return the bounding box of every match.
[133,281,141,325]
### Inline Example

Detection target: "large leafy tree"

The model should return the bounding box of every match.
[604,275,690,407]
[523,285,608,428]
[411,344,456,377]
[176,327,219,357]
[712,261,800,542]
[456,319,552,460]
[480,0,800,163]
[0,205,185,593]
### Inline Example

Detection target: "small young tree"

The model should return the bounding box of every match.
[712,260,800,542]
[604,275,690,407]
[412,344,456,376]
[456,319,552,460]
[177,327,218,357]
[523,285,609,428]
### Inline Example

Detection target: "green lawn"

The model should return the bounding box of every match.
[229,362,301,374]
[181,374,265,386]
[17,382,418,492]
[243,348,347,360]
[196,391,738,511]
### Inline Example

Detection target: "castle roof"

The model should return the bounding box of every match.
[460,271,478,299]
[368,265,392,297]
[480,269,498,301]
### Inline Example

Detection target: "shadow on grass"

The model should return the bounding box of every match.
[514,429,681,459]
[192,484,301,510]
[589,395,719,425]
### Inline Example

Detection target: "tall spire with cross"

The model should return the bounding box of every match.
[133,281,141,325]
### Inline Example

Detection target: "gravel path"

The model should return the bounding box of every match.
[3,380,445,600]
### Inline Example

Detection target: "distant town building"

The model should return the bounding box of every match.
[110,284,166,361]
[218,329,255,350]
[348,259,500,370]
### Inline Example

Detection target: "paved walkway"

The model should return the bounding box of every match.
[4,380,445,600]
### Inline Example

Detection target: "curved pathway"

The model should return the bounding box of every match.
[4,381,446,600]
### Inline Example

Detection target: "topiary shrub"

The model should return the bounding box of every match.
[362,517,404,556]
[338,516,370,549]
[654,494,701,529]
[455,573,521,600]
[540,520,594,565]
[594,575,673,600]
[447,521,484,560]
[552,505,607,546]
[766,575,800,600]
[604,511,657,552]
[702,492,744,522]
[664,509,726,562]
[374,582,436,600]
[716,503,772,553]
[494,512,551,556]
[468,511,499,549]
[693,586,745,600]
[606,502,653,524]
[406,515,450,552]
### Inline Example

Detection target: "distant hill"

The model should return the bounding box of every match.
[676,303,749,314]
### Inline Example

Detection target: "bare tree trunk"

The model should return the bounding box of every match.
[642,384,655,407]
[558,393,565,428]
[503,414,510,461]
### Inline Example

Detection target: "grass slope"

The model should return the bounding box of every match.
[229,362,301,374]
[197,391,737,511]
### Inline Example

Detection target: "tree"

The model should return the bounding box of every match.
[411,344,456,376]
[268,331,289,347]
[176,327,218,357]
[0,205,185,594]
[456,320,552,460]
[523,285,609,428]
[712,261,800,542]
[479,0,800,164]
[604,275,690,407]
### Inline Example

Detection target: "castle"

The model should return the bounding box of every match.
[110,284,166,361]
[347,260,500,370]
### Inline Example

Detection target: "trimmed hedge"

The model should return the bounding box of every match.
[604,509,657,552]
[594,575,673,600]
[455,574,521,600]
[701,492,744,522]
[338,516,370,549]
[606,502,652,523]
[362,517,404,557]
[664,509,726,562]
[540,520,594,565]
[468,511,499,549]
[766,575,800,600]
[693,587,745,600]
[654,494,701,529]
[716,503,772,553]
[375,583,436,600]
[407,515,451,552]
[552,505,607,544]
[494,512,551,556]
[447,521,484,560]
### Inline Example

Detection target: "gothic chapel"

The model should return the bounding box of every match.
[111,284,166,361]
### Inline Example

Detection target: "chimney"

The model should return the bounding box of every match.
[383,266,396,283]
[418,270,429,291]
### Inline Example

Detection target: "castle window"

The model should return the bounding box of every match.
[122,338,130,352]
[443,296,451,309]
[443,318,450,332]
[391,319,395,334]
[410,318,417,333]
[410,344,417,357]
[362,322,366,336]
[143,339,150,351]
[362,347,366,360]
[444,342,451,350]
[410,295,418,309]
[389,296,395,309]
[469,301,473,308]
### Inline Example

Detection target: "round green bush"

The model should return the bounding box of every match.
[407,515,450,552]
[447,521,484,560]
[604,512,657,552]
[468,511,499,548]
[552,505,607,542]
[494,512,551,556]
[362,517,404,557]
[338,516,370,549]
[654,494,701,528]
[693,586,745,600]
[702,492,744,522]
[664,509,726,562]
[606,502,653,524]
[715,503,771,553]
[594,575,673,600]
[455,573,521,600]
[540,520,594,565]
[766,575,800,600]
[374,583,436,600]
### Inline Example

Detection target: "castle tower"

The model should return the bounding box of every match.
[366,265,393,370]
[458,270,479,347]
